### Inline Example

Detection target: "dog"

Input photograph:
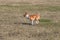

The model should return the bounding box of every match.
[24,12,40,25]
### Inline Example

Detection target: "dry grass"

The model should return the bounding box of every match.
[0,1,60,40]
[0,0,60,6]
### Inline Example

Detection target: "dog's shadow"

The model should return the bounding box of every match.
[21,22,31,25]
[14,22,31,25]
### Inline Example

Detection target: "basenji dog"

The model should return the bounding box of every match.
[24,12,40,25]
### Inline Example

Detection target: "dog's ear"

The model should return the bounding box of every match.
[24,12,28,17]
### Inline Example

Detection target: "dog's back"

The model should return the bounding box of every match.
[29,14,40,21]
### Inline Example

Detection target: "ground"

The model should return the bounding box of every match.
[0,0,60,40]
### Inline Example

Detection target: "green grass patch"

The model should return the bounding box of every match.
[40,19,51,22]
[39,19,60,27]
[39,19,52,26]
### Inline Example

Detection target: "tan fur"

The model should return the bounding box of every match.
[24,12,40,25]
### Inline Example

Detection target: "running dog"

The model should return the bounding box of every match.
[24,12,40,25]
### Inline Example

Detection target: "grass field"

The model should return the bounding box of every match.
[0,2,60,40]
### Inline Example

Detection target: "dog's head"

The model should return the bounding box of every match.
[24,12,28,17]
[23,12,30,19]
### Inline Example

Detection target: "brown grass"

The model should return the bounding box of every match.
[0,0,60,40]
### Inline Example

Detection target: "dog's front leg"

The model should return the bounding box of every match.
[31,20,34,25]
